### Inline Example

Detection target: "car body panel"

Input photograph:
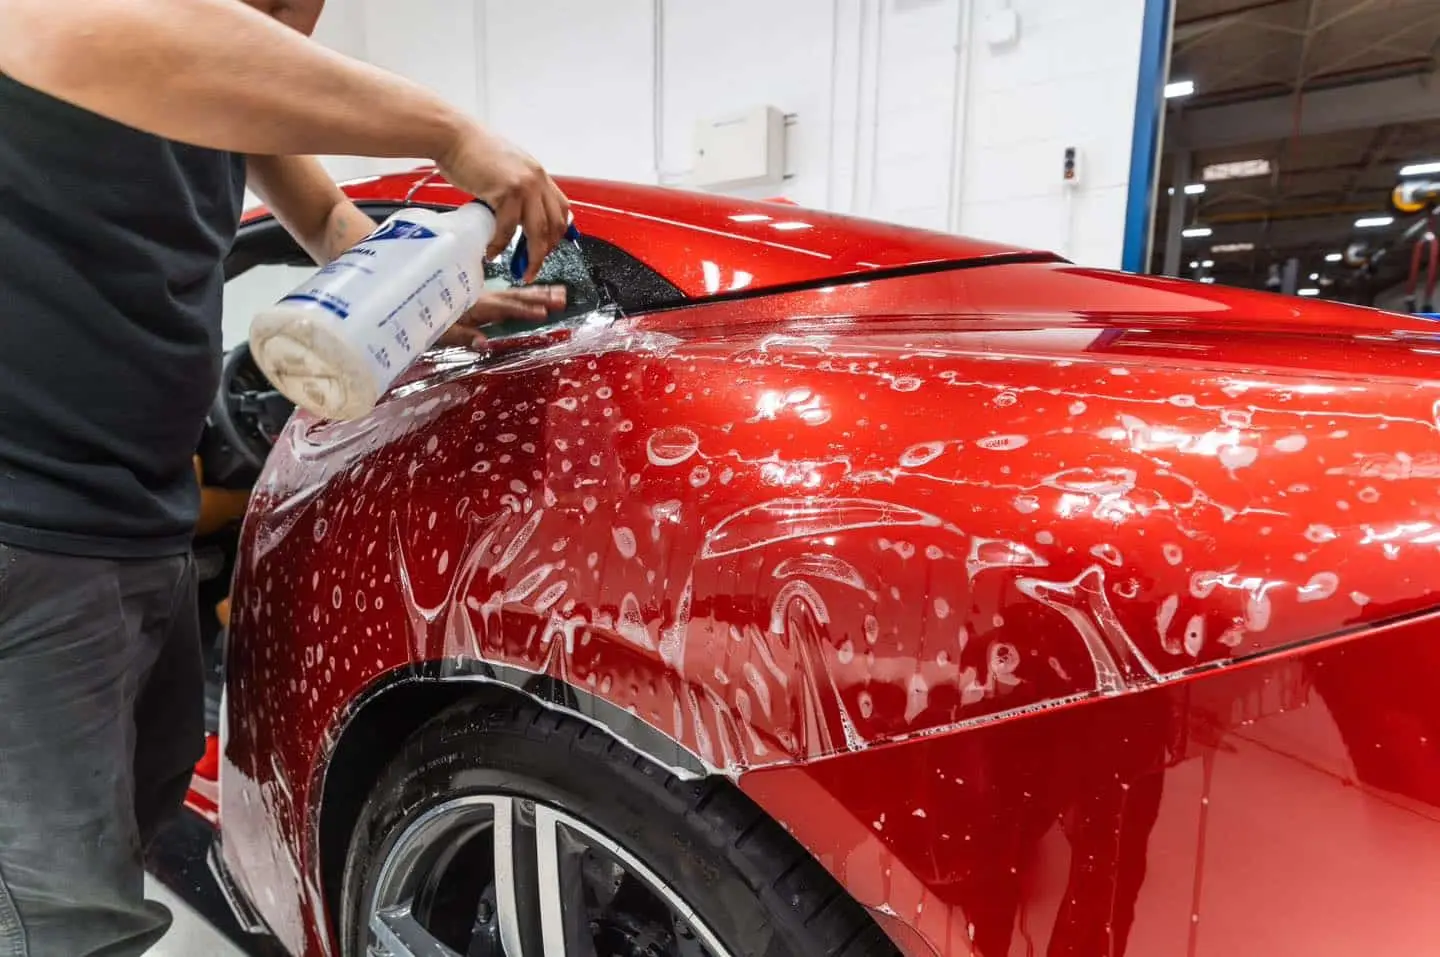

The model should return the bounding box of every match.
[218,172,1440,956]
[742,607,1440,957]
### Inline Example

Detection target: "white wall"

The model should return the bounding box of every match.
[954,0,1146,267]
[660,0,841,208]
[243,2,384,209]
[483,0,659,183]
[298,0,1149,268]
[308,2,375,184]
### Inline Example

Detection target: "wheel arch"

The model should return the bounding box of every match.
[313,670,478,937]
[312,661,713,939]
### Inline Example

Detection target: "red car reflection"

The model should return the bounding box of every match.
[195,170,1440,957]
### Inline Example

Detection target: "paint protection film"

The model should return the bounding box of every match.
[236,294,1440,784]
[218,262,1440,957]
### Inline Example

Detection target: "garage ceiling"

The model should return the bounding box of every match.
[1153,0,1440,294]
[1175,0,1440,102]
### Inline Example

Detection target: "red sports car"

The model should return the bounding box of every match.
[176,169,1440,957]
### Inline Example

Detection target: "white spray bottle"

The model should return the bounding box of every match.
[248,201,498,421]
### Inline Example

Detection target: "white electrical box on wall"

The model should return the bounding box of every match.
[690,105,787,191]
[984,8,1020,47]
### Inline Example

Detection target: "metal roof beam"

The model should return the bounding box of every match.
[1161,211,1401,250]
[1173,0,1305,54]
[1168,70,1440,152]
[1312,8,1440,81]
[1175,0,1297,31]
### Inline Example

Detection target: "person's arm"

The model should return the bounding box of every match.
[247,155,566,349]
[0,0,569,275]
[246,155,377,265]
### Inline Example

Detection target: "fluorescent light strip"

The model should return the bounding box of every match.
[1165,80,1195,98]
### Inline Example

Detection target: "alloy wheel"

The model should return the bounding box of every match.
[366,794,736,957]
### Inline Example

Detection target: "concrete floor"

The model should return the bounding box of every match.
[145,875,246,956]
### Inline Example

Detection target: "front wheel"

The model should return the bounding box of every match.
[339,696,897,957]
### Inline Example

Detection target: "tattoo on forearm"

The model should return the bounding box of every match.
[325,205,379,262]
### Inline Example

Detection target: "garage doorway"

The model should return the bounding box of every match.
[1149,0,1440,308]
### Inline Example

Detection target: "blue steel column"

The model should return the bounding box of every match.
[1121,0,1176,274]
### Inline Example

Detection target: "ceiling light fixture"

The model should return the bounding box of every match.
[1324,252,1343,262]
[1355,216,1395,229]
[1298,288,1320,297]
[1400,161,1440,177]
[1165,80,1196,99]
[1212,242,1255,253]
[1202,259,1215,268]
[1182,226,1213,238]
[1184,183,1207,195]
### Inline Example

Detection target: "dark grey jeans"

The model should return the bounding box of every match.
[0,542,205,957]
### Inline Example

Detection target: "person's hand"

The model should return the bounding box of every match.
[435,285,568,350]
[438,124,570,282]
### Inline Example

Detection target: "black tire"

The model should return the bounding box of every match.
[339,695,898,957]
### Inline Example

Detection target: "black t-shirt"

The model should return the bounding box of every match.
[0,73,247,558]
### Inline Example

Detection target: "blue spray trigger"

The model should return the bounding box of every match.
[509,222,582,283]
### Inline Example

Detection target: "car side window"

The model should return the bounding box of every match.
[576,235,687,314]
[483,227,688,318]
[482,228,607,331]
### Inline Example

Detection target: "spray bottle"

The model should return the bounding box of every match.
[249,201,498,421]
